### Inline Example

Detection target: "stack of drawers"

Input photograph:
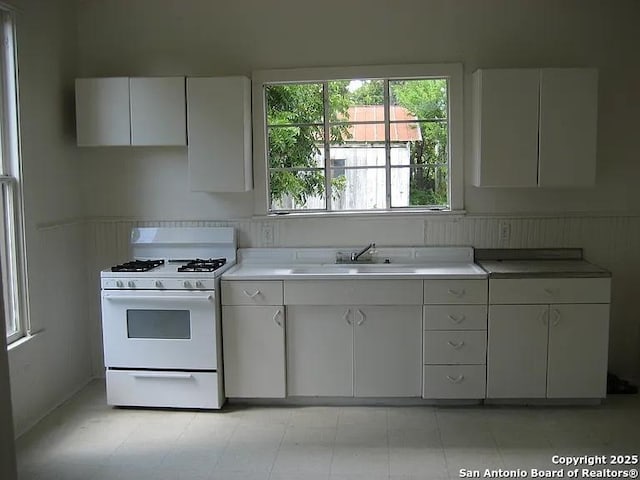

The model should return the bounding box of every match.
[422,280,488,399]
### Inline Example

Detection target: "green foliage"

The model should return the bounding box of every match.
[348,80,384,105]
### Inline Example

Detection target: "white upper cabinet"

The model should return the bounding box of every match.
[538,69,598,187]
[473,68,598,187]
[473,69,540,187]
[75,77,186,147]
[187,76,252,192]
[75,77,131,146]
[129,77,186,146]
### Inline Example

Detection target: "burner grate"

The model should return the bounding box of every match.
[177,258,227,273]
[111,259,165,272]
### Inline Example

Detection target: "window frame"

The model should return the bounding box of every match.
[1,7,29,345]
[252,63,464,216]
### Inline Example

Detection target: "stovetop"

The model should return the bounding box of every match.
[102,259,233,279]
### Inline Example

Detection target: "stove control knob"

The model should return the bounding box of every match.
[128,281,136,288]
[183,281,192,289]
[116,280,124,288]
[155,280,163,288]
[195,281,204,289]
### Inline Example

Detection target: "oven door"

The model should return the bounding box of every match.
[101,290,218,370]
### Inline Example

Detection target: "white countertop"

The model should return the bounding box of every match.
[222,262,487,280]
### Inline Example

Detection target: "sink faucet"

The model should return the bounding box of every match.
[351,243,376,262]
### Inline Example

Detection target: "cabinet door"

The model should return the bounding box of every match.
[286,306,353,396]
[75,78,130,146]
[538,69,598,187]
[222,306,285,398]
[353,306,422,397]
[487,305,548,398]
[472,69,539,187]
[187,76,252,192]
[130,77,186,146]
[546,304,609,398]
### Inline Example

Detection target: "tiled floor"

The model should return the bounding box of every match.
[16,380,640,480]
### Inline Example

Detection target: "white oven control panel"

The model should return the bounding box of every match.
[101,278,216,290]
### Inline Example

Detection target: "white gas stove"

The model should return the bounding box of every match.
[100,227,236,409]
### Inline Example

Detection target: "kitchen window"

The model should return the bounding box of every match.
[1,7,27,345]
[252,64,463,214]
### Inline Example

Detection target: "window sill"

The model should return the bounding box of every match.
[7,331,42,353]
[253,209,467,220]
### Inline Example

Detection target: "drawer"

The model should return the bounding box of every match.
[222,280,283,305]
[424,305,487,330]
[423,279,487,304]
[106,370,223,409]
[423,365,486,399]
[424,331,487,365]
[489,277,611,304]
[284,280,423,305]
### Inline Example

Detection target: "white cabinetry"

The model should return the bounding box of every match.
[486,278,610,399]
[75,78,131,146]
[129,77,186,146]
[75,77,186,146]
[221,281,285,398]
[473,68,598,187]
[285,280,422,397]
[187,76,252,192]
[422,280,488,399]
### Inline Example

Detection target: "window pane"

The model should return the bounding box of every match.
[390,120,448,166]
[330,127,386,167]
[389,79,448,121]
[268,125,325,168]
[266,83,324,125]
[329,79,384,122]
[0,185,15,338]
[391,166,448,207]
[269,170,326,211]
[331,167,386,210]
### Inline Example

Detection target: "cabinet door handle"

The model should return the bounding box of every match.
[343,308,352,325]
[540,309,549,326]
[446,375,464,384]
[447,340,465,350]
[448,289,466,298]
[242,289,261,299]
[356,309,366,326]
[448,314,465,324]
[273,309,283,328]
[551,308,561,326]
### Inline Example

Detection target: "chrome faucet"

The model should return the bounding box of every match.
[351,243,376,262]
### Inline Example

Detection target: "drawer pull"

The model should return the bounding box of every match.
[448,289,466,298]
[343,308,352,325]
[446,375,464,384]
[356,309,366,326]
[551,308,561,326]
[448,314,466,324]
[543,288,557,296]
[273,309,283,328]
[447,340,465,350]
[242,289,261,299]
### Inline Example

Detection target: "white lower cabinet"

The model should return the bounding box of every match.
[423,365,486,399]
[487,303,610,399]
[286,305,422,397]
[221,306,285,398]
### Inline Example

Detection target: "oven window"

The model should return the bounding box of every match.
[126,310,191,339]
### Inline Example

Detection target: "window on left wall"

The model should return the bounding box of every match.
[1,8,28,345]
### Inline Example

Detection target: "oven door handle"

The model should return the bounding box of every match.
[103,294,213,302]
[130,372,194,380]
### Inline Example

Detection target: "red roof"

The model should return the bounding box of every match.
[343,105,422,143]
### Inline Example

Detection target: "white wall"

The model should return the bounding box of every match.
[76,1,640,380]
[6,0,92,436]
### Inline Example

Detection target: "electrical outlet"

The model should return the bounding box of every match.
[498,220,511,243]
[261,223,274,247]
